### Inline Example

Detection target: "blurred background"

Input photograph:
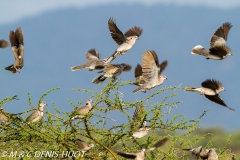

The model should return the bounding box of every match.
[0,0,239,157]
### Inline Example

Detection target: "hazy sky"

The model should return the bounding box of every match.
[1,0,240,26]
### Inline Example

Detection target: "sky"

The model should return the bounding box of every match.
[1,1,240,132]
[1,0,240,26]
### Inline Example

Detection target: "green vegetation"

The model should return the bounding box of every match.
[0,80,237,159]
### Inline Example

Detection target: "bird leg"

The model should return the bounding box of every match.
[16,68,21,73]
[120,51,126,55]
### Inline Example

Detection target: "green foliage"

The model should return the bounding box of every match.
[0,81,236,159]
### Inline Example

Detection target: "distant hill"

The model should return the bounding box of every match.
[0,4,239,130]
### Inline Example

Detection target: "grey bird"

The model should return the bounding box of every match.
[0,106,9,125]
[71,49,107,72]
[182,146,208,160]
[4,27,24,73]
[76,139,94,157]
[0,39,9,48]
[191,22,232,60]
[207,148,218,160]
[26,101,47,123]
[131,127,150,139]
[185,79,234,111]
[183,146,218,160]
[71,99,93,120]
[92,63,132,85]
[116,137,168,160]
[106,17,143,63]
[133,50,168,93]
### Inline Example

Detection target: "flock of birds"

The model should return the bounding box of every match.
[0,17,235,159]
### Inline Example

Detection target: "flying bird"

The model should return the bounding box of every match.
[92,63,132,85]
[0,39,9,48]
[185,79,234,111]
[207,148,218,160]
[133,50,168,93]
[191,22,232,60]
[4,27,24,73]
[71,49,107,72]
[106,17,143,63]
[131,105,147,132]
[116,137,168,160]
[182,146,208,160]
[182,146,218,160]
[76,139,94,157]
[26,101,47,123]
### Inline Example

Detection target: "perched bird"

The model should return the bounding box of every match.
[133,50,168,93]
[69,99,93,121]
[26,101,47,123]
[4,27,24,73]
[191,22,232,60]
[76,139,94,157]
[71,49,107,72]
[0,39,9,48]
[182,146,218,160]
[116,137,168,160]
[131,127,150,139]
[185,79,234,111]
[92,63,132,85]
[106,17,143,63]
[0,106,9,125]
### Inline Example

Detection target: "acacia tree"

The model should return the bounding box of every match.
[0,80,236,159]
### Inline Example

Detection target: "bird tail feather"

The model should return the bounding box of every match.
[184,87,197,92]
[133,87,142,93]
[105,51,121,63]
[71,65,86,71]
[92,75,106,85]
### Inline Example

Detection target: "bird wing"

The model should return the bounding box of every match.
[0,39,9,48]
[71,61,97,70]
[101,64,119,74]
[26,110,40,122]
[201,79,222,90]
[85,49,100,61]
[4,64,17,73]
[117,152,136,158]
[108,17,125,45]
[124,26,143,38]
[131,105,146,131]
[142,50,160,82]
[209,45,231,57]
[134,64,142,78]
[205,95,234,111]
[147,137,168,152]
[210,22,232,48]
[122,63,132,72]
[15,27,24,58]
[76,106,91,114]
[76,139,88,150]
[9,30,19,59]
[159,60,168,75]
